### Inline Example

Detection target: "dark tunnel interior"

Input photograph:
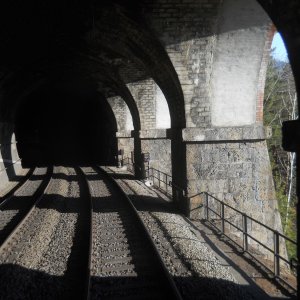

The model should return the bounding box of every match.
[15,80,118,167]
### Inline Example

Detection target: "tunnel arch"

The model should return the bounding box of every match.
[14,80,118,167]
[107,96,134,133]
[0,0,298,265]
[86,2,186,129]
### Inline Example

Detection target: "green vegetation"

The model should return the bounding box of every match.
[264,53,298,261]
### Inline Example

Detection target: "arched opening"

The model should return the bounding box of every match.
[15,81,118,167]
[264,31,298,262]
[155,84,171,129]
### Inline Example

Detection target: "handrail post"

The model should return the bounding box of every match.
[165,174,167,192]
[274,231,280,277]
[205,193,209,221]
[221,202,225,234]
[158,171,161,188]
[147,161,150,179]
[243,214,248,252]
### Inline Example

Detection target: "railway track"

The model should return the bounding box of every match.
[0,166,91,300]
[0,167,51,245]
[0,168,34,205]
[0,165,182,300]
[81,166,182,300]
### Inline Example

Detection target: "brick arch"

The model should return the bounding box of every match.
[0,53,142,133]
[70,52,142,131]
[142,0,277,129]
[87,2,186,129]
[256,0,300,117]
[107,96,134,132]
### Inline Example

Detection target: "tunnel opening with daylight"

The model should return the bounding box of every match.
[15,80,118,167]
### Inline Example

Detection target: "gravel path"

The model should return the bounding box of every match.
[0,167,49,245]
[104,167,258,300]
[82,166,178,300]
[0,166,90,300]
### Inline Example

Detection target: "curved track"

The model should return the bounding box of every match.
[0,167,51,245]
[0,165,182,300]
[0,168,34,206]
[82,166,182,300]
[0,166,91,300]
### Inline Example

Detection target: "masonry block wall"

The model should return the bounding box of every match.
[127,80,156,130]
[144,0,220,128]
[141,0,285,256]
[107,96,134,160]
[127,79,173,176]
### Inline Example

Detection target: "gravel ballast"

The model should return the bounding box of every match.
[0,167,48,244]
[82,166,179,300]
[0,166,90,300]
[104,167,260,300]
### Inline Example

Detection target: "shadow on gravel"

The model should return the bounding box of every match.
[0,195,36,244]
[0,264,292,300]
[0,168,90,300]
[98,186,292,300]
[107,172,135,180]
[192,219,297,299]
[51,172,79,182]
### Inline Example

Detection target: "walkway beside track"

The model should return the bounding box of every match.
[104,166,295,300]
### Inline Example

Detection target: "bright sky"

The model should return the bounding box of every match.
[271,32,288,62]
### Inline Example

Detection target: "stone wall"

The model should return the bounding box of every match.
[93,0,286,258]
[107,96,134,131]
[117,135,134,166]
[140,0,285,258]
[186,133,285,259]
[141,139,171,176]
[210,0,271,127]
[155,85,170,129]
[137,130,172,179]
[108,96,135,165]
[127,80,156,130]
[144,0,221,128]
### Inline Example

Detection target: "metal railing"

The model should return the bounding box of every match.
[120,157,134,173]
[193,191,297,292]
[148,167,173,196]
[122,163,297,292]
[145,166,297,292]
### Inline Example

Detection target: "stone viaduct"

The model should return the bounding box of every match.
[0,0,299,258]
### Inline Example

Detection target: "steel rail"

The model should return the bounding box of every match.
[78,167,93,300]
[96,166,183,300]
[0,166,53,253]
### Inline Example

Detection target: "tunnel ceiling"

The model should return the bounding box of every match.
[1,1,298,127]
[0,0,185,126]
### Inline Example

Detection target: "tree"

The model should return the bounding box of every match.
[264,53,298,260]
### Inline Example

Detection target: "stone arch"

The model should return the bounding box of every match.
[140,0,293,257]
[127,77,173,175]
[107,96,134,133]
[87,2,186,129]
[127,78,170,131]
[107,96,135,164]
[155,84,171,129]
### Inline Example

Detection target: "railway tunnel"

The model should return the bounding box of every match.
[15,79,118,166]
[0,0,299,297]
